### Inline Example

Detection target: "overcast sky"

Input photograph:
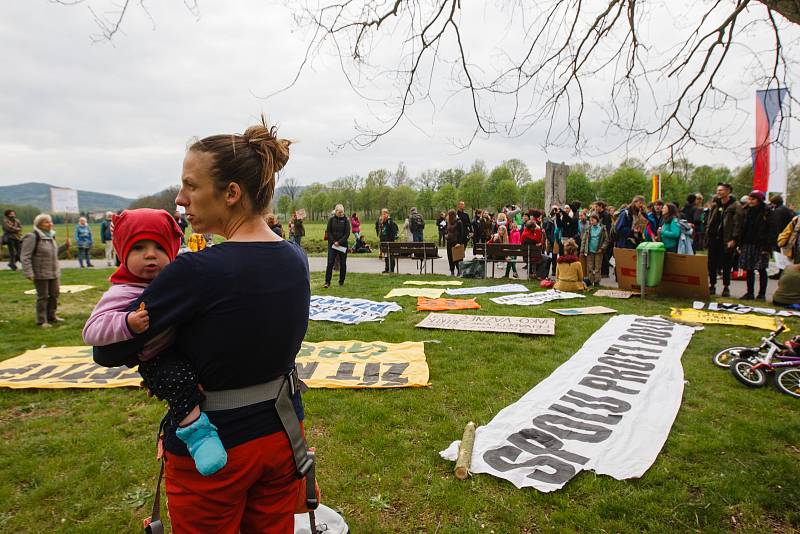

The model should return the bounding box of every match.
[0,1,797,199]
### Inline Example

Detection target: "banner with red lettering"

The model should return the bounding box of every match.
[440,315,694,491]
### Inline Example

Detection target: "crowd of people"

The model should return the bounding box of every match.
[316,182,800,306]
[6,182,800,315]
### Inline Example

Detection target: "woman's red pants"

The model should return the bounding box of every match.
[165,431,300,534]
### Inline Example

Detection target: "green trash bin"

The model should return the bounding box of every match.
[636,242,666,287]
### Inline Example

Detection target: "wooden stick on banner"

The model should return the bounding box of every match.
[454,421,476,480]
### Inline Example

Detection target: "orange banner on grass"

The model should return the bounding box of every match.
[416,297,481,311]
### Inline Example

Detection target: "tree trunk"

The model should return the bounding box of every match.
[759,1,800,24]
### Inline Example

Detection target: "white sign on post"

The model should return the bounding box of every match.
[416,313,555,336]
[50,187,80,214]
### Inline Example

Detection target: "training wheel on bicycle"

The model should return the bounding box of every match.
[773,368,800,399]
[730,357,767,388]
[712,346,749,369]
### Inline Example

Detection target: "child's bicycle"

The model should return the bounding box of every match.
[711,325,788,369]
[726,327,800,398]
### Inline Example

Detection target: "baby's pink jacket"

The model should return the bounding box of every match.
[83,283,172,360]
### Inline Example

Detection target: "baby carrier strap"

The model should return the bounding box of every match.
[143,415,169,534]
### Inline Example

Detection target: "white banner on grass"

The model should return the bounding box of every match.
[441,315,694,491]
[491,290,585,306]
[445,283,529,296]
[416,313,555,336]
[309,296,401,324]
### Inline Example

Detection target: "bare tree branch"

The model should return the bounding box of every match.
[53,0,799,163]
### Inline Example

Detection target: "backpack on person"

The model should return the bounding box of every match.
[677,219,694,255]
[410,213,424,233]
[23,231,42,256]
[614,209,630,235]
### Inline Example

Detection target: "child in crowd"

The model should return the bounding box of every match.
[83,208,226,476]
[507,222,521,278]
[490,225,520,278]
[554,238,587,291]
[580,213,609,287]
[351,212,361,240]
[521,215,549,279]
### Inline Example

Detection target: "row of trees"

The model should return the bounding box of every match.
[288,159,800,221]
[18,158,784,225]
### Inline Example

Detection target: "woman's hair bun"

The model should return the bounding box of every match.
[188,114,292,214]
[243,115,291,174]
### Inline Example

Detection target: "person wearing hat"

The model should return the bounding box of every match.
[705,183,739,297]
[737,190,772,300]
[83,208,228,476]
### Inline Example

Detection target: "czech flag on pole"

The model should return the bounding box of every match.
[752,88,791,195]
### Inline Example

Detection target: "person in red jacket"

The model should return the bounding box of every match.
[521,213,548,279]
[350,212,361,240]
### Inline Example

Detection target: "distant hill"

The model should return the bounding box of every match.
[0,182,133,212]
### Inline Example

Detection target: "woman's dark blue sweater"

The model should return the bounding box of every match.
[93,240,310,455]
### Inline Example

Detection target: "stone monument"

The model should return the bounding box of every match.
[544,161,569,210]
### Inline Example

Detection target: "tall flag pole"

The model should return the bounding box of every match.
[753,88,791,195]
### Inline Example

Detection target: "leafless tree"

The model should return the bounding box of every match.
[273,0,799,163]
[280,176,301,202]
[56,0,799,163]
[415,168,440,190]
[52,0,200,41]
[391,161,410,187]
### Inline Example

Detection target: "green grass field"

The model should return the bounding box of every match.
[1,268,799,533]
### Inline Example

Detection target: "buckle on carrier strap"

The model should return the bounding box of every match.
[199,370,318,504]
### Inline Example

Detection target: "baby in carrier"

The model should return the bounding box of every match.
[83,208,227,475]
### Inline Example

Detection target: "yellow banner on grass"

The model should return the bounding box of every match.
[385,288,445,299]
[0,341,430,390]
[403,280,463,286]
[297,340,429,388]
[669,308,786,331]
[24,285,94,295]
[0,346,141,389]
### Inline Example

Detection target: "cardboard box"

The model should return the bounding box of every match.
[614,249,710,299]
